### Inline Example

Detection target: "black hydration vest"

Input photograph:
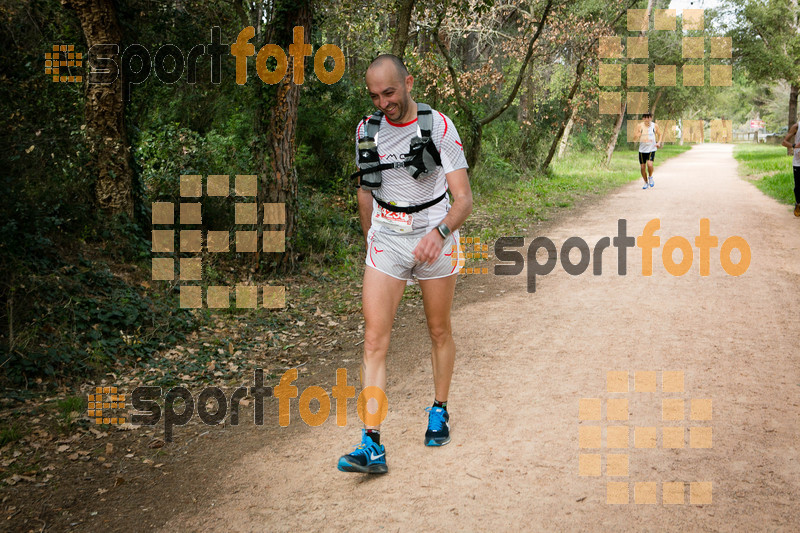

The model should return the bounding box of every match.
[351,103,446,214]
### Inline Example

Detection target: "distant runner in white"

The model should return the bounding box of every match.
[634,112,663,190]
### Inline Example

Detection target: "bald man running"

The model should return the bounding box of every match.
[337,54,473,474]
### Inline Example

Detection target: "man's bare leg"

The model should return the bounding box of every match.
[419,274,458,402]
[361,265,406,429]
[418,273,457,447]
[337,265,404,473]
[640,163,649,185]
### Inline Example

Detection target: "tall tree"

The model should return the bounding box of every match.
[542,0,637,170]
[392,0,417,58]
[435,0,555,168]
[604,0,655,165]
[727,0,800,152]
[64,0,134,217]
[251,0,313,271]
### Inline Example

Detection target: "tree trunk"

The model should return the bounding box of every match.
[605,102,626,165]
[392,0,416,59]
[557,106,578,159]
[518,87,527,124]
[542,59,585,170]
[435,0,554,171]
[789,83,798,155]
[464,119,483,170]
[252,0,311,272]
[268,2,311,271]
[651,88,664,116]
[64,0,133,217]
[605,0,653,166]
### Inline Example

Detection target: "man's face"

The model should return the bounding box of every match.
[365,63,413,123]
[643,116,652,126]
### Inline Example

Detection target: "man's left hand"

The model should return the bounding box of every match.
[413,230,445,264]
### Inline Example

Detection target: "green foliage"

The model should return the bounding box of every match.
[294,187,362,273]
[56,396,85,432]
[2,254,195,387]
[465,143,692,241]
[0,422,25,447]
[726,0,800,87]
[136,120,253,200]
[734,143,796,204]
[297,76,366,191]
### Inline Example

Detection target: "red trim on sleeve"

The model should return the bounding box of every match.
[438,111,448,143]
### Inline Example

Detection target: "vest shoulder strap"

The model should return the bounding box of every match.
[417,103,434,138]
[364,111,383,138]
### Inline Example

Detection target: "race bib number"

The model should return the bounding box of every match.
[373,206,413,233]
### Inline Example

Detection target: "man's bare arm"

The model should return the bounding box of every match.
[357,187,374,245]
[412,167,473,265]
[781,123,798,150]
[437,168,472,233]
[633,123,642,143]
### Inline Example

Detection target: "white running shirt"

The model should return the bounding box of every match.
[355,108,468,235]
[793,121,800,167]
[639,122,657,153]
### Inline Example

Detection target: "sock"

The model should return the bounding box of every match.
[365,429,380,445]
[433,400,447,412]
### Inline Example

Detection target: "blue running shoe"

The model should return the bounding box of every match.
[337,429,388,474]
[649,177,654,188]
[425,406,450,446]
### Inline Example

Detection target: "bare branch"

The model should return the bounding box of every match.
[480,0,554,125]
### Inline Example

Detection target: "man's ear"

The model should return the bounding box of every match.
[405,74,414,93]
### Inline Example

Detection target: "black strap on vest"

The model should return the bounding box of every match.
[372,191,448,214]
[351,160,406,181]
[417,106,433,137]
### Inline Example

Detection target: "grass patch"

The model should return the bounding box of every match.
[56,395,85,432]
[0,421,25,446]
[733,143,796,205]
[465,144,692,240]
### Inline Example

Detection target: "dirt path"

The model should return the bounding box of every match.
[155,144,799,532]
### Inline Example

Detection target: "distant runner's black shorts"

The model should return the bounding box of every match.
[638,151,656,164]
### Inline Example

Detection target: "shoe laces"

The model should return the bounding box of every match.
[425,406,446,431]
[350,432,376,456]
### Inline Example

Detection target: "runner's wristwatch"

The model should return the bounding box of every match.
[436,223,451,239]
